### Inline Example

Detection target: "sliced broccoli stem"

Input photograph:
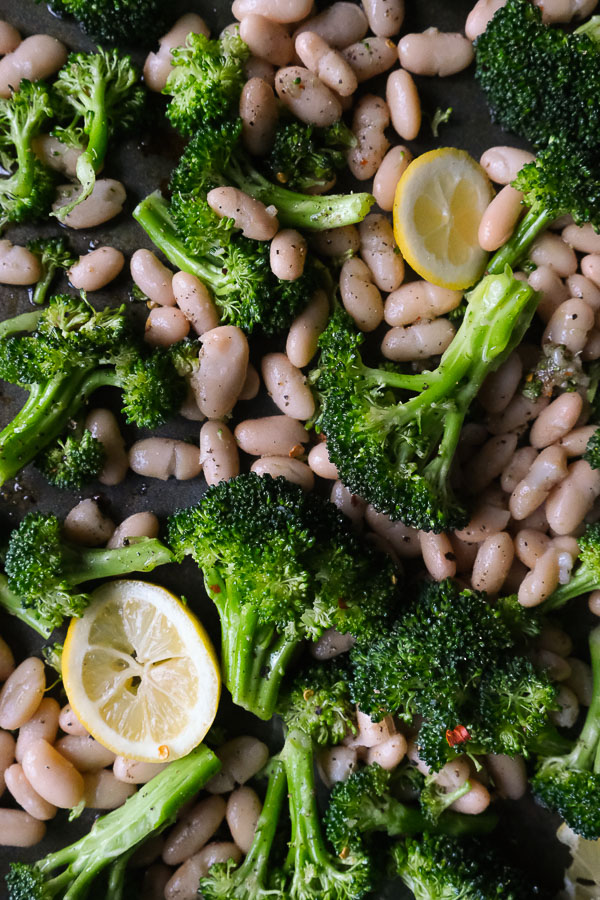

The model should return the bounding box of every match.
[56,79,109,219]
[569,625,600,773]
[234,760,287,884]
[0,574,52,638]
[541,569,598,612]
[254,634,300,721]
[487,207,557,275]
[0,309,43,338]
[32,266,56,306]
[61,538,175,587]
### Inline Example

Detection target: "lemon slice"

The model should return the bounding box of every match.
[63,580,220,762]
[393,147,494,290]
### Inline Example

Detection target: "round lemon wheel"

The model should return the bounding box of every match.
[393,147,494,290]
[63,580,220,762]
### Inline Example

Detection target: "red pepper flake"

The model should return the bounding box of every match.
[446,725,471,747]
[337,597,348,609]
[209,584,221,594]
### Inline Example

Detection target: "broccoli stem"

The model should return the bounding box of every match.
[541,568,598,612]
[569,625,600,773]
[487,207,557,275]
[32,267,55,306]
[58,81,109,220]
[61,538,175,587]
[234,760,287,886]
[0,574,52,638]
[0,309,43,339]
[282,728,333,872]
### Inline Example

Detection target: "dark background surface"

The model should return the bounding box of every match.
[0,0,568,895]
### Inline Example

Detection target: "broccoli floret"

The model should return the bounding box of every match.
[522,343,589,401]
[349,579,555,771]
[4,511,174,636]
[35,429,105,490]
[276,658,357,747]
[584,428,600,470]
[44,0,167,48]
[52,49,145,219]
[532,624,600,840]
[6,744,220,899]
[133,191,319,334]
[27,237,77,306]
[311,269,538,532]
[542,523,600,611]
[164,31,249,133]
[266,119,357,193]
[0,294,187,484]
[167,473,397,720]
[170,119,374,233]
[0,80,55,228]
[0,573,56,638]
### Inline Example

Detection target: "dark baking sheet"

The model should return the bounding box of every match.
[0,0,568,894]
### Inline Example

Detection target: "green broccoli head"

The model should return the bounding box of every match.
[325,764,394,855]
[35,429,105,490]
[532,765,600,842]
[5,862,47,900]
[27,237,77,306]
[266,119,357,192]
[584,428,600,470]
[117,345,188,428]
[277,659,357,746]
[45,0,167,48]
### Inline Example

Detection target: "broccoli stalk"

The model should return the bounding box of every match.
[6,743,220,900]
[43,0,167,48]
[4,510,174,636]
[312,269,538,532]
[541,523,600,612]
[27,238,77,306]
[532,624,600,840]
[52,49,144,219]
[0,574,53,638]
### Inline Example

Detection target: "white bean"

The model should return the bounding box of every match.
[479,146,535,185]
[130,249,175,306]
[386,69,421,141]
[5,764,56,821]
[0,730,15,795]
[239,77,278,157]
[501,447,538,493]
[342,36,397,82]
[366,733,407,769]
[226,786,262,854]
[530,233,577,278]
[349,95,391,182]
[58,704,88,737]
[235,415,307,457]
[0,35,67,98]
[245,58,275,87]
[68,247,124,292]
[172,271,219,336]
[0,20,21,56]
[558,425,599,458]
[163,795,226,865]
[398,28,474,76]
[565,658,594,706]
[270,229,307,281]
[55,735,116,772]
[311,225,360,258]
[330,481,366,528]
[362,0,404,36]
[240,364,262,400]
[307,442,338,479]
[562,223,600,255]
[546,459,600,534]
[32,133,81,178]
[419,531,456,581]
[22,739,84,809]
[262,352,315,419]
[295,31,357,97]
[141,863,171,900]
[510,446,568,520]
[551,685,579,729]
[514,529,551,569]
[207,737,269,794]
[166,842,242,900]
[16,698,59,764]
[311,628,356,660]
[286,289,329,368]
[484,754,527,800]
[191,326,249,418]
[487,394,549,435]
[530,393,583,449]
[449,779,491,814]
[385,281,461,327]
[536,0,597,23]
[356,711,396,747]
[529,265,569,323]
[0,240,41,285]
[469,433,518,493]
[544,299,595,353]
[317,746,358,788]
[582,255,600,288]
[449,534,478,573]
[454,504,511,543]
[382,319,455,361]
[83,770,136,809]
[359,214,404,293]
[478,186,523,252]
[537,621,573,657]
[339,256,384,331]
[471,532,514,594]
[566,274,600,313]
[200,420,239,485]
[294,4,368,48]
[518,547,560,607]
[129,438,201,481]
[107,512,159,549]
[53,179,126,229]
[233,0,313,22]
[113,757,168,784]
[240,15,294,66]
[207,186,279,241]
[145,307,190,347]
[0,636,14,682]
[0,658,45,731]
[0,808,45,846]
[365,505,421,556]
[373,145,413,211]
[251,455,315,490]
[275,66,342,126]
[588,591,600,616]
[144,15,209,90]
[432,757,470,791]
[85,408,128,487]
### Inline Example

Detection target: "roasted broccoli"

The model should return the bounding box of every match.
[27,237,77,306]
[44,0,167,48]
[311,270,538,532]
[6,744,220,899]
[584,428,600,470]
[0,80,55,227]
[266,120,357,193]
[0,294,187,485]
[276,657,357,747]
[167,473,397,720]
[542,523,600,611]
[0,573,56,638]
[35,428,105,491]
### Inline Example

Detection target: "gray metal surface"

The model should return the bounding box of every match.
[0,0,567,894]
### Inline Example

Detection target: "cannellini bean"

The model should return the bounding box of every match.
[294,3,368,48]
[484,754,527,800]
[537,621,573,657]
[200,420,239,485]
[130,249,175,306]
[5,765,56,821]
[373,145,413,211]
[233,0,313,22]
[362,0,405,36]
[172,271,219,335]
[566,275,600,313]
[286,289,329,368]
[311,628,356,660]
[562,223,600,256]
[518,547,560,607]
[275,66,341,126]
[208,186,279,240]
[419,531,456,581]
[107,512,159,549]
[317,746,358,787]
[85,408,128,487]
[520,503,550,534]
[359,214,404,292]
[510,446,568,520]
[0,35,67,98]
[589,590,600,617]
[270,229,307,281]
[58,704,88,737]
[262,352,315,419]
[432,757,470,791]
[487,394,549,435]
[22,740,84,809]
[501,447,538,493]
[582,255,600,288]
[145,307,190,347]
[471,532,514,594]
[191,326,249,418]
[398,28,474,76]
[142,863,171,900]
[348,94,391,181]
[32,134,82,178]
[163,795,226,865]
[558,425,599,457]
[226,787,262,854]
[514,529,551,569]
[385,281,461,327]
[469,434,518,493]
[382,319,455,361]
[244,55,276,84]
[466,0,509,39]
[546,459,600,534]
[129,438,201,481]
[0,20,21,55]
[331,481,367,528]
[342,36,397,82]
[144,14,209,92]
[0,658,45,731]
[55,735,116,772]
[0,636,13,682]
[295,31,358,96]
[206,737,269,794]
[479,146,535,185]
[535,0,595,24]
[365,505,421,557]
[235,415,307,457]
[251,456,315,489]
[83,770,136,809]
[68,247,124,292]
[0,730,15,794]
[530,393,583,449]
[478,186,523,252]
[530,233,577,278]
[0,809,46,846]
[240,15,294,66]
[0,240,41,285]
[450,779,491,814]
[311,225,360,257]
[551,685,579,728]
[386,69,421,141]
[565,658,593,706]
[356,711,396,747]
[449,534,479,573]
[307,442,338,479]
[166,842,242,900]
[53,179,126,229]
[239,77,278,156]
[366,733,407,769]
[339,256,384,331]
[454,504,511,543]
[16,698,59,764]
[113,757,168,784]
[529,265,569,323]
[180,388,208,422]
